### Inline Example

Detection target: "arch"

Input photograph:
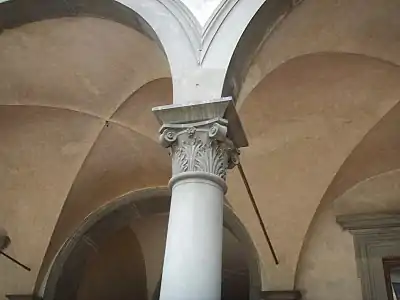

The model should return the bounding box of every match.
[114,0,302,103]
[0,0,162,49]
[333,169,400,216]
[290,53,400,296]
[234,51,400,288]
[298,95,400,279]
[237,0,400,104]
[1,0,303,103]
[222,0,297,100]
[294,170,400,300]
[37,187,261,300]
[319,98,400,208]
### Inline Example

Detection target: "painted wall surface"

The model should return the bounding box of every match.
[131,214,169,299]
[296,170,400,300]
[0,17,169,297]
[295,203,362,300]
[323,101,400,206]
[228,53,400,289]
[240,0,400,104]
[0,106,102,298]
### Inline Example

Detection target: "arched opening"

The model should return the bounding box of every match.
[39,188,261,300]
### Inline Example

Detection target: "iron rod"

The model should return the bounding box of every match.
[0,250,31,271]
[237,162,279,265]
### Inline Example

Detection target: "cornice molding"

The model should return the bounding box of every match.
[337,213,400,231]
[336,213,400,300]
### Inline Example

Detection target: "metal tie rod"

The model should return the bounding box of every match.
[237,162,279,265]
[0,250,31,271]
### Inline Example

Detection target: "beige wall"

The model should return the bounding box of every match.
[294,203,362,300]
[295,86,400,299]
[240,0,400,105]
[131,214,169,299]
[334,170,400,217]
[0,17,169,297]
[0,106,103,297]
[37,77,173,286]
[295,170,400,300]
[323,101,400,205]
[228,53,400,289]
[233,0,400,292]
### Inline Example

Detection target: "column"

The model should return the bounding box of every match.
[153,98,247,300]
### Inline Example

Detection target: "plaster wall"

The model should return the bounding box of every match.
[0,107,102,297]
[228,53,400,289]
[296,170,400,300]
[38,77,172,283]
[297,103,400,298]
[334,170,400,217]
[323,101,400,206]
[294,203,362,300]
[239,0,400,105]
[0,17,169,116]
[130,214,169,300]
[0,17,169,297]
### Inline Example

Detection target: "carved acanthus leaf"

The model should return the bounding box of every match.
[161,121,238,179]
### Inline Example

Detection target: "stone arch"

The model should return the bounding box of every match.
[222,0,299,100]
[0,0,163,50]
[1,0,304,102]
[37,186,261,300]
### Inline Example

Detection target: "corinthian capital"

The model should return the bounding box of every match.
[153,98,248,182]
[159,119,239,179]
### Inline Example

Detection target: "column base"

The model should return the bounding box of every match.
[260,290,302,300]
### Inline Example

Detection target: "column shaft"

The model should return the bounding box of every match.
[152,99,247,300]
[160,176,224,300]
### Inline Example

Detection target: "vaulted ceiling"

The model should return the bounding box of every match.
[2,1,400,299]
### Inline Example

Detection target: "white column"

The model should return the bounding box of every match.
[153,99,247,300]
[161,175,224,300]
